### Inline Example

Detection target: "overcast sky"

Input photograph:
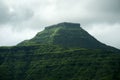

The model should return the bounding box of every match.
[0,0,120,49]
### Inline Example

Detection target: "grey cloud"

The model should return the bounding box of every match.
[0,1,11,23]
[87,0,120,13]
[1,0,120,27]
[0,0,34,25]
[82,0,120,24]
[1,0,120,29]
[10,8,34,23]
[44,0,120,25]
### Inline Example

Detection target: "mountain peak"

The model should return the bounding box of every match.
[57,22,80,26]
[45,22,81,30]
[18,22,119,51]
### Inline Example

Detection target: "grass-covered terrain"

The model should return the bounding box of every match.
[0,45,120,80]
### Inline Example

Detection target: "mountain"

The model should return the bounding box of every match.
[0,22,120,80]
[18,22,119,51]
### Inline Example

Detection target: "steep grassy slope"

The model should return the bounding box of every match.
[18,22,119,52]
[0,45,120,80]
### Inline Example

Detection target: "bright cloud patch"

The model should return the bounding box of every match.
[0,26,39,46]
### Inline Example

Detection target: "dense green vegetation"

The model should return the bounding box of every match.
[0,22,120,80]
[0,45,120,80]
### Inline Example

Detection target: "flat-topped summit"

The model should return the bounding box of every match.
[45,22,81,30]
[18,22,119,51]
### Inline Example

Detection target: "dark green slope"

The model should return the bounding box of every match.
[0,45,120,80]
[18,22,119,51]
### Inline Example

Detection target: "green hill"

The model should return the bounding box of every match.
[18,22,119,51]
[0,22,120,80]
